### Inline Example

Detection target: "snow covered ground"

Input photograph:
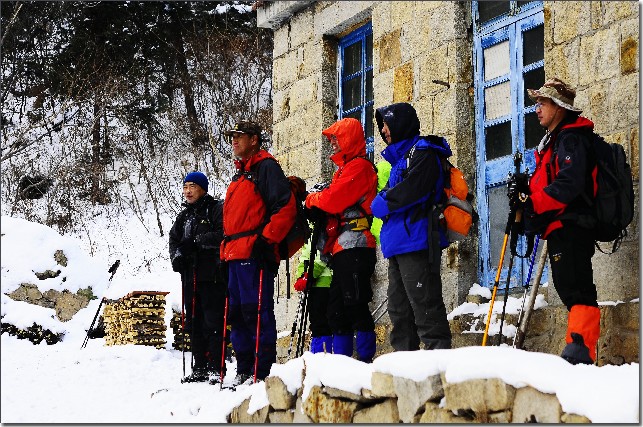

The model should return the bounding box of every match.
[1,215,640,423]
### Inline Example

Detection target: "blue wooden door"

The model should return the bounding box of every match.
[473,2,547,290]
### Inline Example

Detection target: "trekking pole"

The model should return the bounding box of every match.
[371,297,389,324]
[253,269,264,383]
[286,257,291,300]
[190,267,197,372]
[181,271,186,377]
[219,293,229,390]
[81,259,120,349]
[483,152,522,346]
[286,290,306,360]
[512,234,541,344]
[514,241,548,349]
[497,208,527,346]
[481,210,514,346]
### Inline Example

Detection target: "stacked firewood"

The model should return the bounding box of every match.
[103,291,169,349]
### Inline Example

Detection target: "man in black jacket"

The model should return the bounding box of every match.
[169,171,227,383]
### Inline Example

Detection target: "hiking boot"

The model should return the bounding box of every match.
[561,333,594,365]
[230,373,253,388]
[181,367,209,383]
[207,371,224,385]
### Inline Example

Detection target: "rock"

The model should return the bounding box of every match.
[265,375,296,410]
[371,371,396,397]
[292,397,313,423]
[55,290,89,322]
[303,385,359,423]
[393,374,444,423]
[324,386,376,403]
[561,412,592,423]
[512,386,561,423]
[268,410,294,423]
[419,401,475,423]
[443,378,515,415]
[353,398,399,423]
[229,397,269,423]
[54,249,68,266]
[35,269,61,280]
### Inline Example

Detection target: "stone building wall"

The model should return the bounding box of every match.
[542,1,639,304]
[263,1,478,335]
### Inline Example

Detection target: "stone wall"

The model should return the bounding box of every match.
[229,363,601,423]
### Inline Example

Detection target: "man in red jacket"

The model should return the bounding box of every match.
[305,118,378,362]
[221,121,297,385]
[510,78,600,365]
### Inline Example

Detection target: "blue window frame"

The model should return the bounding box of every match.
[472,1,547,290]
[338,22,374,160]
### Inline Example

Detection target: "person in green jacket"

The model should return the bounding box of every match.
[371,161,392,246]
[293,241,333,353]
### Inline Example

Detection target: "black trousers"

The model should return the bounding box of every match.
[327,247,376,334]
[387,249,451,351]
[308,286,332,337]
[546,223,598,310]
[183,274,227,372]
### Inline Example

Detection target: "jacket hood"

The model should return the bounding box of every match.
[322,118,366,166]
[381,134,452,165]
[375,103,421,144]
[560,116,594,132]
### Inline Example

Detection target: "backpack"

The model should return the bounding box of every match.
[279,176,312,259]
[438,159,477,244]
[581,133,634,252]
[405,142,477,244]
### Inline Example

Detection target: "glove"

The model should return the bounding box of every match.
[294,272,308,292]
[171,255,184,272]
[251,236,277,269]
[178,239,197,256]
[507,173,530,210]
[195,232,217,250]
[310,182,329,193]
[305,206,325,225]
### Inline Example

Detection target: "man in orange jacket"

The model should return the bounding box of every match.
[305,118,378,362]
[511,79,600,365]
[221,121,297,384]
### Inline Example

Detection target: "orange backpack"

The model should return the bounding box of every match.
[440,160,476,244]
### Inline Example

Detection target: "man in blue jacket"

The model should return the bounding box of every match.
[370,102,452,351]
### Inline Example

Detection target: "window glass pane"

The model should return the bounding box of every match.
[342,77,361,111]
[523,67,545,107]
[366,69,373,102]
[366,34,373,67]
[478,1,510,24]
[344,110,361,121]
[343,41,362,76]
[484,40,510,81]
[517,1,536,10]
[485,81,511,120]
[365,105,373,139]
[523,25,544,66]
[525,111,542,149]
[485,121,512,160]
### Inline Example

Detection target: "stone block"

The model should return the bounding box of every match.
[390,0,414,29]
[443,378,515,414]
[620,35,638,75]
[552,2,591,45]
[373,67,394,107]
[378,29,402,73]
[603,1,638,24]
[630,126,639,180]
[511,386,561,423]
[292,397,313,423]
[272,25,290,59]
[561,412,592,423]
[393,61,413,103]
[268,409,294,423]
[324,386,375,403]
[419,401,475,423]
[488,410,512,423]
[579,26,619,86]
[371,1,391,40]
[265,375,297,410]
[303,385,359,423]
[288,74,319,112]
[289,7,313,49]
[371,371,396,397]
[353,398,399,423]
[272,49,300,91]
[229,398,268,423]
[393,374,444,423]
[546,38,580,89]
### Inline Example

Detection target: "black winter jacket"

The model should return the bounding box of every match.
[169,193,224,283]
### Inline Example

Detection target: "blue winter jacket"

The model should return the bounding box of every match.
[371,135,453,258]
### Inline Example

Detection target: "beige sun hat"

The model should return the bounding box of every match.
[527,78,582,113]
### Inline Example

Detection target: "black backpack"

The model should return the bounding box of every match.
[579,133,634,253]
